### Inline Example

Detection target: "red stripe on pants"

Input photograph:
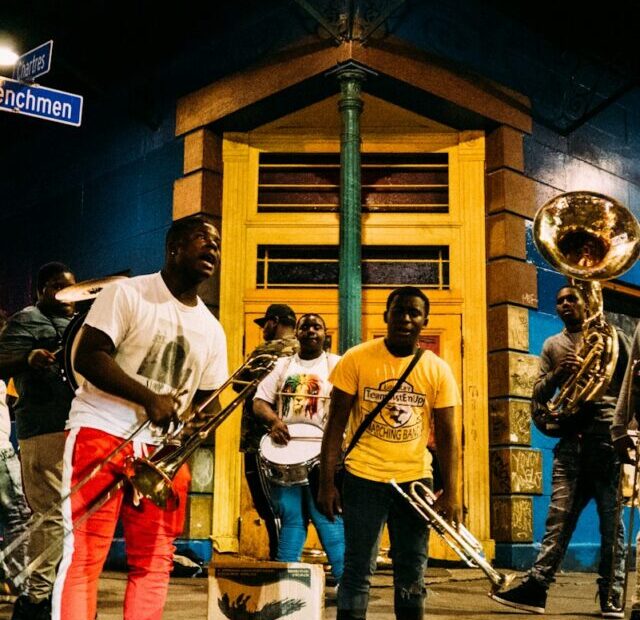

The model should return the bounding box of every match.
[58,427,190,620]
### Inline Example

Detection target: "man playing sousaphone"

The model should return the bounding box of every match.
[51,214,229,620]
[491,192,640,619]
[253,313,344,584]
[491,284,630,618]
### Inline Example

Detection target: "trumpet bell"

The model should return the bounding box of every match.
[533,191,640,281]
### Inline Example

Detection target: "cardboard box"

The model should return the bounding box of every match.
[208,559,325,620]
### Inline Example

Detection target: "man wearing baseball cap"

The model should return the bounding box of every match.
[254,304,297,341]
[239,303,297,557]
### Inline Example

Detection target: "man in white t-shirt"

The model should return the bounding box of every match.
[51,214,228,620]
[253,313,344,582]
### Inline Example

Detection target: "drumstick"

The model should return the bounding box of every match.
[274,392,331,400]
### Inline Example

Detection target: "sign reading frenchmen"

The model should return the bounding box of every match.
[0,77,83,126]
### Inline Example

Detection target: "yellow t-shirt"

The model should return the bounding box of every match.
[329,338,461,483]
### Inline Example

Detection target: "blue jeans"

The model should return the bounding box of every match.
[269,483,344,581]
[530,435,625,596]
[338,471,431,619]
[0,443,31,590]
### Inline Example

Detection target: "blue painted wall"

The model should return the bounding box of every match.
[0,4,308,315]
[0,100,182,315]
[515,90,640,569]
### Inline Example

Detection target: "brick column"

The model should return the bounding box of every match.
[485,126,541,547]
[174,128,223,314]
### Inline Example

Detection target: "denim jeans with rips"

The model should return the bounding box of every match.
[529,434,625,597]
[337,471,431,620]
[0,442,31,590]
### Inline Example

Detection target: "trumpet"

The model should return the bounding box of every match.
[0,337,298,586]
[391,480,515,593]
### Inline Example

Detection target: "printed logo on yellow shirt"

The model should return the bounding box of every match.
[363,379,426,443]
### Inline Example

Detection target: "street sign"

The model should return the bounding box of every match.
[13,40,53,82]
[0,77,82,126]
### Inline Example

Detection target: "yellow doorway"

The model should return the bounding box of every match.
[214,95,490,561]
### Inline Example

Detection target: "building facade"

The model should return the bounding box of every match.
[1,0,639,570]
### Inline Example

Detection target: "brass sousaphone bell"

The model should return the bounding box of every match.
[534,191,640,283]
[533,191,640,424]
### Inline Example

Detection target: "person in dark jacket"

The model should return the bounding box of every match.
[0,262,76,620]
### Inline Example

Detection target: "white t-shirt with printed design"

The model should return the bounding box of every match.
[254,352,340,428]
[67,272,228,445]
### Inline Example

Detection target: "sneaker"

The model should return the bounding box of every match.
[600,603,624,619]
[489,578,547,614]
[598,587,624,619]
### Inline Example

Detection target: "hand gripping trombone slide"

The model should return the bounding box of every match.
[391,479,515,593]
[125,337,298,510]
[0,337,298,587]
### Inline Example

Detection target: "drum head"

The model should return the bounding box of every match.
[61,312,87,393]
[259,422,323,465]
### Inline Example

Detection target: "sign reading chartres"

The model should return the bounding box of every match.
[0,77,83,126]
[13,40,53,82]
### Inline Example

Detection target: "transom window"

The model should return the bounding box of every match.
[258,152,449,213]
[257,245,450,289]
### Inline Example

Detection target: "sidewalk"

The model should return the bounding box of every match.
[0,568,624,620]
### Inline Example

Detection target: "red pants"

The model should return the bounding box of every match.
[52,427,190,620]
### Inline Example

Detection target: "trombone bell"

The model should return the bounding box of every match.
[126,456,179,511]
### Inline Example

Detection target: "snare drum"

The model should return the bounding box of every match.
[259,422,323,486]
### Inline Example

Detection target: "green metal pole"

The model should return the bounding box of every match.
[336,63,366,353]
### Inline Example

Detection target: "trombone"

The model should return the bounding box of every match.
[391,479,515,593]
[0,337,298,586]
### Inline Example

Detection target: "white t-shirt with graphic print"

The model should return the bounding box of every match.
[67,272,228,445]
[254,352,340,428]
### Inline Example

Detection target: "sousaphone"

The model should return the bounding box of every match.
[532,192,640,436]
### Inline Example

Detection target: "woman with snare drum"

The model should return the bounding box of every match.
[253,313,344,582]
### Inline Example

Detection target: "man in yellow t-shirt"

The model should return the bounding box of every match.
[318,286,461,620]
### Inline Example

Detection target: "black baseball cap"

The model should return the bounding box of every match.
[254,304,296,327]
